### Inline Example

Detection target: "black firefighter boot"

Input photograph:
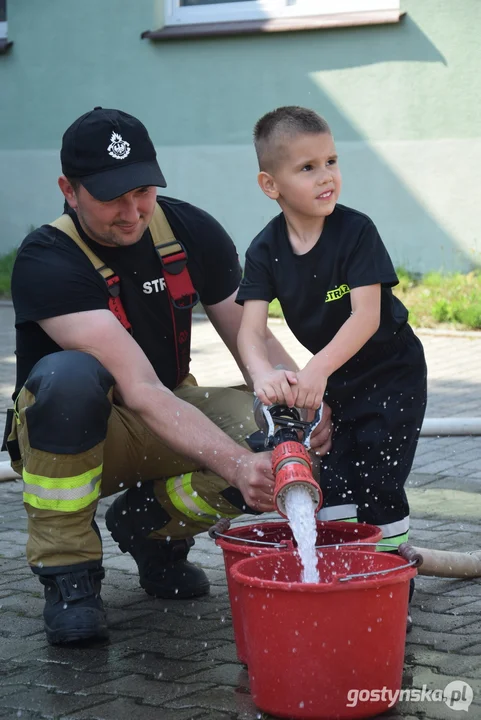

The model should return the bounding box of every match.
[38,565,108,645]
[105,483,210,599]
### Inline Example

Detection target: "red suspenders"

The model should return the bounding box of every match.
[49,206,199,387]
[153,239,199,386]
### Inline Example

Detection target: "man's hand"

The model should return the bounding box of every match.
[232,451,275,513]
[253,368,298,408]
[309,402,333,456]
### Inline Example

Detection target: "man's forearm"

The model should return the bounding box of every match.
[127,383,251,485]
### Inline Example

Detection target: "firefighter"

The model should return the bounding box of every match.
[2,107,332,645]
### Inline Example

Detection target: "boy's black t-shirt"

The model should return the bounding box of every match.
[12,196,242,397]
[236,203,408,372]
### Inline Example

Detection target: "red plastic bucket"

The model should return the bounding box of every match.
[215,521,382,664]
[232,548,416,720]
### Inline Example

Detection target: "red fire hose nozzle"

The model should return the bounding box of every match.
[272,441,323,518]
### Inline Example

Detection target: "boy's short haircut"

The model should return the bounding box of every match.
[254,106,331,173]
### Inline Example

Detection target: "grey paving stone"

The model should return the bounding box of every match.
[0,636,47,661]
[0,565,32,579]
[0,612,46,638]
[432,598,481,615]
[0,687,113,717]
[400,667,481,717]
[189,642,240,665]
[165,685,259,717]
[406,529,459,544]
[1,315,481,718]
[405,647,481,679]
[103,630,226,661]
[414,458,471,474]
[86,674,214,704]
[0,578,45,594]
[415,576,480,596]
[195,714,253,720]
[97,587,152,609]
[431,476,481,493]
[0,593,45,620]
[0,664,127,695]
[165,617,232,640]
[406,626,480,653]
[64,699,205,720]
[97,606,154,627]
[414,591,481,615]
[456,643,481,656]
[179,663,249,688]
[91,650,227,682]
[412,608,480,634]
[406,473,440,488]
[441,584,481,598]
[149,597,231,620]
[410,518,451,530]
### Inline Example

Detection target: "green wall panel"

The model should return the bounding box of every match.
[0,0,479,271]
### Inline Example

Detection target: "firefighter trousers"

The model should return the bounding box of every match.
[317,326,427,550]
[8,350,260,572]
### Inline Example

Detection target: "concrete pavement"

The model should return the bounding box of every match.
[1,303,481,719]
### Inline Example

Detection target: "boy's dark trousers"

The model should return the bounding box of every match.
[317,325,427,550]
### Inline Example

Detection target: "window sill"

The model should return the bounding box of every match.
[142,10,403,41]
[0,38,13,54]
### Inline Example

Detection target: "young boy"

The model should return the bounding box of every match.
[237,106,427,567]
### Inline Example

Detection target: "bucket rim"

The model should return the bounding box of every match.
[231,547,417,592]
[214,519,382,550]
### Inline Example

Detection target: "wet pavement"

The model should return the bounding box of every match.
[1,303,480,719]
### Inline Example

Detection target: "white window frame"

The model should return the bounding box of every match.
[164,0,400,26]
[0,0,7,40]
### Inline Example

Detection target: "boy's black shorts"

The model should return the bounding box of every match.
[320,325,427,525]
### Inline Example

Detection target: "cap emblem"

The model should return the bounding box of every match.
[107,131,131,160]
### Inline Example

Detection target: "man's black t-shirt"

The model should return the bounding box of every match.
[12,196,241,397]
[236,203,409,373]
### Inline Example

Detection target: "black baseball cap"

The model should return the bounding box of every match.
[60,107,167,201]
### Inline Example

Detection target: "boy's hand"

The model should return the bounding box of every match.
[295,364,327,411]
[254,368,298,408]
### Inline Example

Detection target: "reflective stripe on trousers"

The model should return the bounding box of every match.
[317,503,358,522]
[166,472,239,524]
[23,464,102,512]
[376,517,410,551]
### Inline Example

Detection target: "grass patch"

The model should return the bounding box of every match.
[1,246,480,330]
[394,268,481,330]
[0,249,16,297]
[268,267,481,331]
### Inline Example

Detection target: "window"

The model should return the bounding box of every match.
[0,0,6,38]
[0,0,12,53]
[164,0,401,27]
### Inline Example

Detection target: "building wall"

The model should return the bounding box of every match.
[0,0,479,272]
